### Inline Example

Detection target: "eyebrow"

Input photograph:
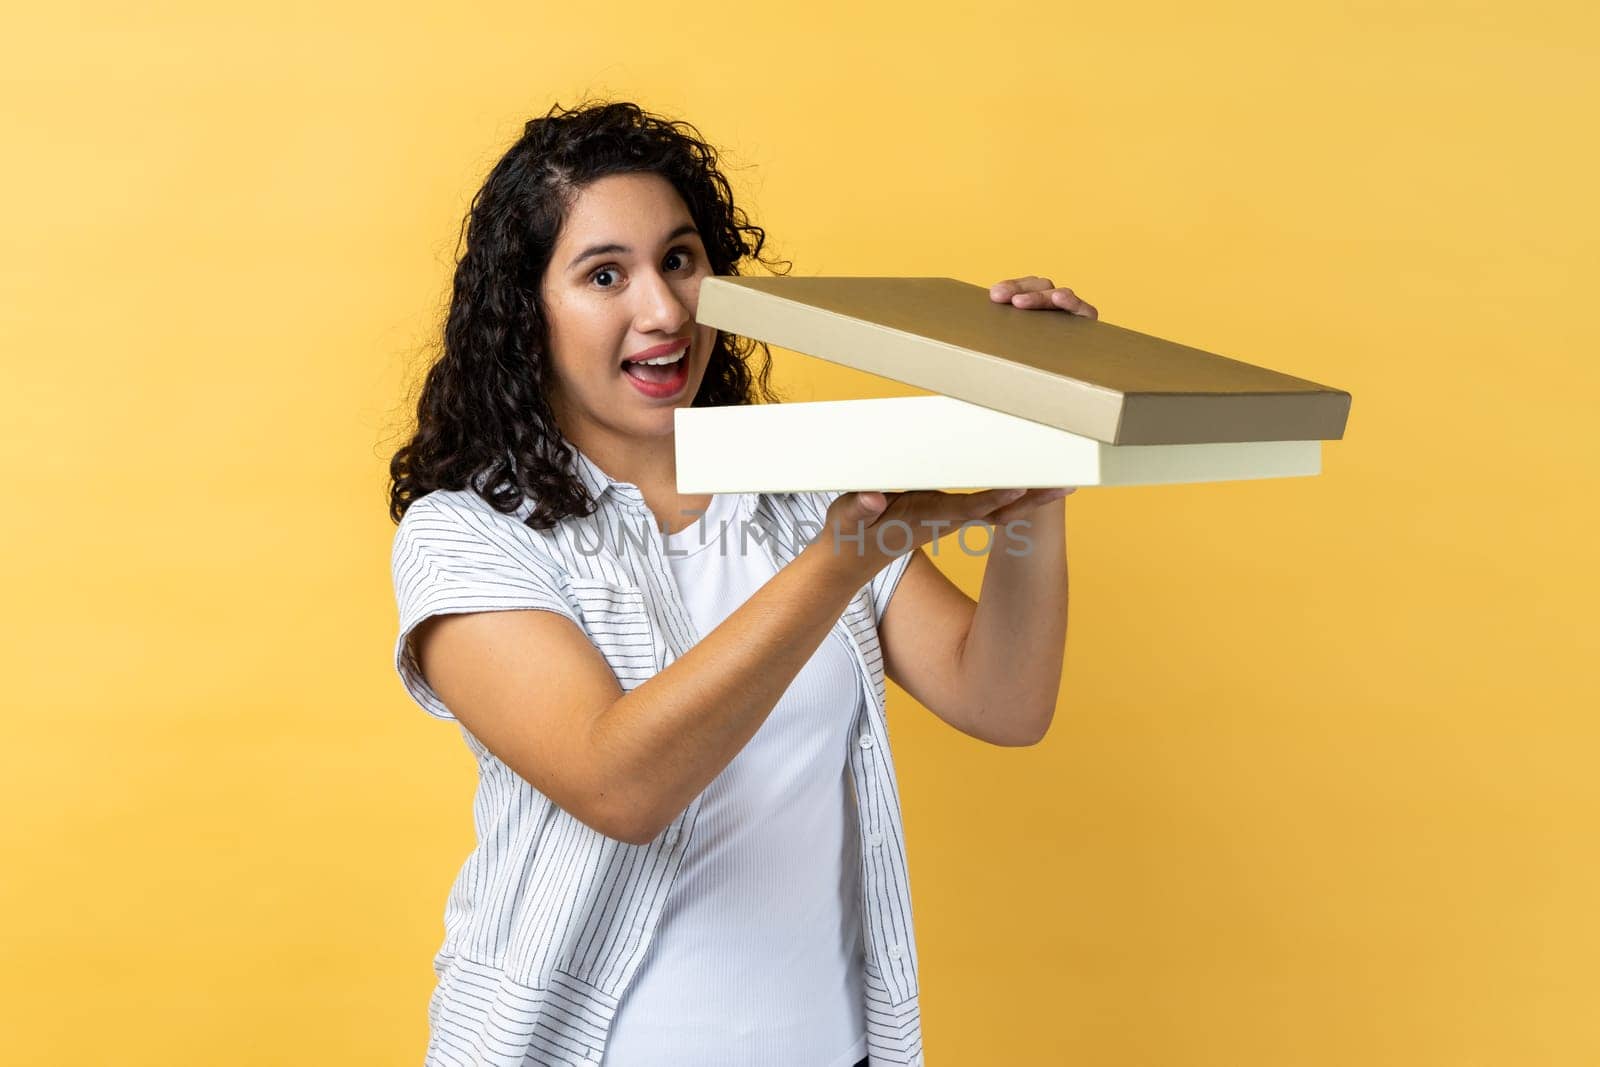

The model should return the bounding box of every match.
[567,222,701,271]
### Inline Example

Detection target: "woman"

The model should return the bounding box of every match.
[388,99,1095,1067]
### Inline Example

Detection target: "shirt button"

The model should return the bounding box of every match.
[867,831,884,847]
[888,943,904,960]
[858,734,874,749]
[664,828,680,846]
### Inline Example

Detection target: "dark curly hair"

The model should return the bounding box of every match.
[387,99,790,529]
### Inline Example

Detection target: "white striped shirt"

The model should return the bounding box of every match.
[391,445,922,1066]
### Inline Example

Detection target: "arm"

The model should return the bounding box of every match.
[882,270,1087,742]
[413,536,866,845]
[413,487,1028,845]
[880,498,1069,747]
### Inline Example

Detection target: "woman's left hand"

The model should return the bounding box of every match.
[988,275,1097,318]
[982,274,1095,515]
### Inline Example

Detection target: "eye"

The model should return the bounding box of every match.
[588,246,696,290]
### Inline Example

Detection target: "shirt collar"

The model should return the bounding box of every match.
[564,445,649,513]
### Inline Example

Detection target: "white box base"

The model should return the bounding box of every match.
[674,395,1321,493]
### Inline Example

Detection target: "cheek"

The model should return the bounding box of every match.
[546,332,599,385]
[556,315,626,374]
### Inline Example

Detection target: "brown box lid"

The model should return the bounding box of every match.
[694,276,1352,445]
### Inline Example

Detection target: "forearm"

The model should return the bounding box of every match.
[590,540,866,841]
[956,502,1069,746]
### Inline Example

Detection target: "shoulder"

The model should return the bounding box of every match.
[393,490,492,557]
[392,488,572,579]
[398,486,524,528]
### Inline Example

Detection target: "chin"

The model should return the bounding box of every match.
[634,396,687,429]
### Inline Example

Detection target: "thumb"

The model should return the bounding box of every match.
[853,491,889,516]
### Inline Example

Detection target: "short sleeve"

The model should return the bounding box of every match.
[390,494,580,722]
[868,548,915,628]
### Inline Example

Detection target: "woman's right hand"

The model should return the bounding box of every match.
[804,487,1029,586]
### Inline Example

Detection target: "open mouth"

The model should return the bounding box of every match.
[620,348,688,384]
[620,345,691,397]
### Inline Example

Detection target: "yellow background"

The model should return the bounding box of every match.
[3,1,1596,1063]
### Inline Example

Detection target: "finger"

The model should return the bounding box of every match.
[968,487,1026,513]
[990,276,1056,301]
[990,487,1077,524]
[1013,286,1079,309]
[1047,289,1097,318]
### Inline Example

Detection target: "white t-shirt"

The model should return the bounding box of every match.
[602,491,870,1067]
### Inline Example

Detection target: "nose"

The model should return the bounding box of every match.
[632,267,692,337]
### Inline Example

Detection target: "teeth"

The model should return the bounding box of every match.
[630,350,686,367]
